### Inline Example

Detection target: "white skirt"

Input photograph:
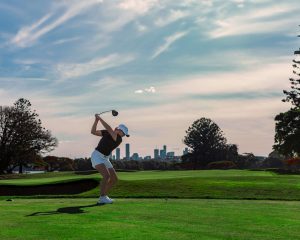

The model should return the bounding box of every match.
[91,150,113,169]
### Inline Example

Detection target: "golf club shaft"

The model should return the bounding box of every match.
[97,109,118,117]
[98,110,112,115]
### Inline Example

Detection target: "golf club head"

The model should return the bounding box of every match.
[112,110,118,116]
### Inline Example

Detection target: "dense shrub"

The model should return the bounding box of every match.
[111,160,181,171]
[73,158,93,171]
[261,157,285,168]
[284,157,300,168]
[207,161,237,170]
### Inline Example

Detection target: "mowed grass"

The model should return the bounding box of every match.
[0,170,276,185]
[1,170,300,200]
[0,198,299,240]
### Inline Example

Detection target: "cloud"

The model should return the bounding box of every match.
[91,77,128,89]
[0,77,49,82]
[134,86,156,94]
[118,0,158,14]
[99,0,159,33]
[208,4,298,38]
[145,86,156,93]
[135,89,144,94]
[10,0,103,47]
[14,59,43,65]
[135,22,148,32]
[53,37,81,45]
[159,61,291,97]
[151,31,188,59]
[155,9,189,27]
[11,13,52,47]
[56,53,135,80]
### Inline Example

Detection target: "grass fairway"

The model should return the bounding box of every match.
[0,198,299,240]
[1,170,300,200]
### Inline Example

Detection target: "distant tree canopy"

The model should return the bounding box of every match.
[274,109,300,157]
[274,29,300,157]
[43,156,74,171]
[261,150,285,169]
[183,118,238,169]
[235,153,261,169]
[0,98,58,173]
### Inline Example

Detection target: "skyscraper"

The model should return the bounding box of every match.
[116,148,120,160]
[160,145,167,159]
[154,149,159,159]
[126,143,130,160]
[163,145,167,154]
[183,147,189,155]
[160,149,166,159]
[167,152,175,158]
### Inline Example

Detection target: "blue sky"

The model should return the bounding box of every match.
[0,0,299,158]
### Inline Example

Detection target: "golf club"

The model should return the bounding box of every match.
[98,110,118,117]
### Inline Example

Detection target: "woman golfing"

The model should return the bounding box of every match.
[90,112,129,204]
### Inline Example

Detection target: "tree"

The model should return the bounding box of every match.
[282,31,300,108]
[0,98,58,173]
[235,153,261,169]
[183,118,228,168]
[274,109,300,156]
[57,157,74,171]
[274,28,300,157]
[225,144,239,163]
[73,158,93,171]
[43,156,60,172]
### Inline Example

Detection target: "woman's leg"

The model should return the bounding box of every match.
[106,168,118,194]
[95,164,110,196]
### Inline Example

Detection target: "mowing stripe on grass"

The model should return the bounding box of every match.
[0,198,299,240]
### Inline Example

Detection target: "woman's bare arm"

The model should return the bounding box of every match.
[91,115,103,136]
[97,115,118,141]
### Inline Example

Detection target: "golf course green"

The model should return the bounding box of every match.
[1,170,300,239]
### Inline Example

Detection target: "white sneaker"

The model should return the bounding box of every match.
[97,196,113,205]
[107,196,114,202]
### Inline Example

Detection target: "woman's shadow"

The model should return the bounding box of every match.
[26,203,104,217]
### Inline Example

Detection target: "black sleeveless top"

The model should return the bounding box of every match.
[95,130,122,156]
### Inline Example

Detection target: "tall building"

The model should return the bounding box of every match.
[167,152,175,158]
[183,147,189,155]
[159,145,167,159]
[154,149,159,159]
[132,153,139,161]
[126,143,130,160]
[116,148,121,160]
[160,149,166,159]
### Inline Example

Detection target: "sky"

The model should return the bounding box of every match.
[0,0,299,159]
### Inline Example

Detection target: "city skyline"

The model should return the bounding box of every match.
[112,144,184,160]
[0,1,299,158]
